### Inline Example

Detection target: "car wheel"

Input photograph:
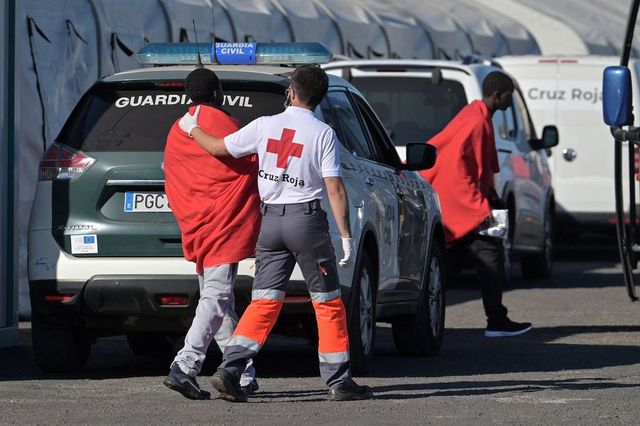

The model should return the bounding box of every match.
[32,320,91,372]
[126,332,175,359]
[521,207,553,279]
[348,252,376,375]
[392,243,446,356]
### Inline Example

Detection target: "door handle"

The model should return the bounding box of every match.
[562,148,577,162]
[363,176,374,186]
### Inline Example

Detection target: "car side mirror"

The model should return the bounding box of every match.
[603,66,633,126]
[530,125,559,150]
[403,143,437,171]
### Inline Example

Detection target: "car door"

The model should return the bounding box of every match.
[320,89,399,294]
[349,91,428,298]
[492,94,544,250]
[513,89,548,247]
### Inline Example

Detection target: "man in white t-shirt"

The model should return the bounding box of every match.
[179,65,373,402]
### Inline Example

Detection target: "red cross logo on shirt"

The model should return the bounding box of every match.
[266,128,304,168]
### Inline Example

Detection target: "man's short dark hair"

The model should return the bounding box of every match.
[482,71,514,97]
[290,65,329,108]
[185,68,220,104]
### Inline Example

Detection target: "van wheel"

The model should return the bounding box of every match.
[32,320,91,372]
[348,252,376,375]
[126,332,175,359]
[392,243,446,356]
[522,208,553,279]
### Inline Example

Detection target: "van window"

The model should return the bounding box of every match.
[493,105,517,140]
[513,89,534,140]
[504,104,518,139]
[321,90,374,159]
[57,81,285,152]
[351,76,467,145]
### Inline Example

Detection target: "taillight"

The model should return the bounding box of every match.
[39,143,95,181]
[45,294,74,302]
[157,294,189,306]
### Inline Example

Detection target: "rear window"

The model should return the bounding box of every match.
[58,81,286,152]
[351,76,467,145]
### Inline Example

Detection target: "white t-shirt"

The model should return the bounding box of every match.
[224,106,342,204]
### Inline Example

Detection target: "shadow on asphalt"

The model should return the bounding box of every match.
[447,258,626,310]
[371,377,640,400]
[1,236,634,390]
[2,322,639,389]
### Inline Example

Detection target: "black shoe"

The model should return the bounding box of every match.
[485,318,533,337]
[241,379,259,395]
[163,364,211,400]
[327,378,374,401]
[211,368,248,402]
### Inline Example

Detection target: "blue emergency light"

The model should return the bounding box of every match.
[137,42,332,65]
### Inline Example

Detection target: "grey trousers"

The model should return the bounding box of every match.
[172,263,255,386]
[220,200,351,388]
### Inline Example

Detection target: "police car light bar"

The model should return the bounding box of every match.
[137,42,332,65]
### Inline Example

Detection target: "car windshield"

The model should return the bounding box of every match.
[58,81,286,152]
[351,76,467,146]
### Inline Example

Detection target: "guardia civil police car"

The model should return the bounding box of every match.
[28,42,445,373]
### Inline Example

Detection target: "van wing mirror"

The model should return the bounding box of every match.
[403,143,437,171]
[603,66,634,127]
[530,125,559,150]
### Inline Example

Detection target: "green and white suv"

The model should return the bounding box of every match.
[28,43,446,373]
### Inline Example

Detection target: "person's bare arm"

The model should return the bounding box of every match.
[190,127,231,157]
[324,176,351,238]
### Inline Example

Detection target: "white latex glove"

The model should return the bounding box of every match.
[179,105,201,136]
[338,237,353,268]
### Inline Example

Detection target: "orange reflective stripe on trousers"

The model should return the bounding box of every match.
[313,297,349,354]
[232,298,283,346]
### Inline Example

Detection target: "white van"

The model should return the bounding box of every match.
[496,56,639,232]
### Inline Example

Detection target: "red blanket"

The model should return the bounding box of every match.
[164,105,261,273]
[420,100,499,246]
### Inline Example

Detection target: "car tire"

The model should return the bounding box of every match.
[347,251,376,375]
[126,332,175,359]
[32,320,91,372]
[392,243,446,356]
[521,207,553,279]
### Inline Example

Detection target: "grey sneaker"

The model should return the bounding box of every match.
[485,319,533,337]
[211,368,248,402]
[327,378,374,401]
[163,364,211,400]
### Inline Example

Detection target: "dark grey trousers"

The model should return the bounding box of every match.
[220,200,351,387]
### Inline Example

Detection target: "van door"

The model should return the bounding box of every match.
[554,60,617,221]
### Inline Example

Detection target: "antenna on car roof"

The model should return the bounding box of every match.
[192,20,204,68]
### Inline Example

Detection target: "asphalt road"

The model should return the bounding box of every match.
[1,249,639,424]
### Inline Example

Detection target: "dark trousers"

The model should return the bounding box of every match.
[446,234,509,324]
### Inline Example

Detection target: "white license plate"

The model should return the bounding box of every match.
[124,192,172,212]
